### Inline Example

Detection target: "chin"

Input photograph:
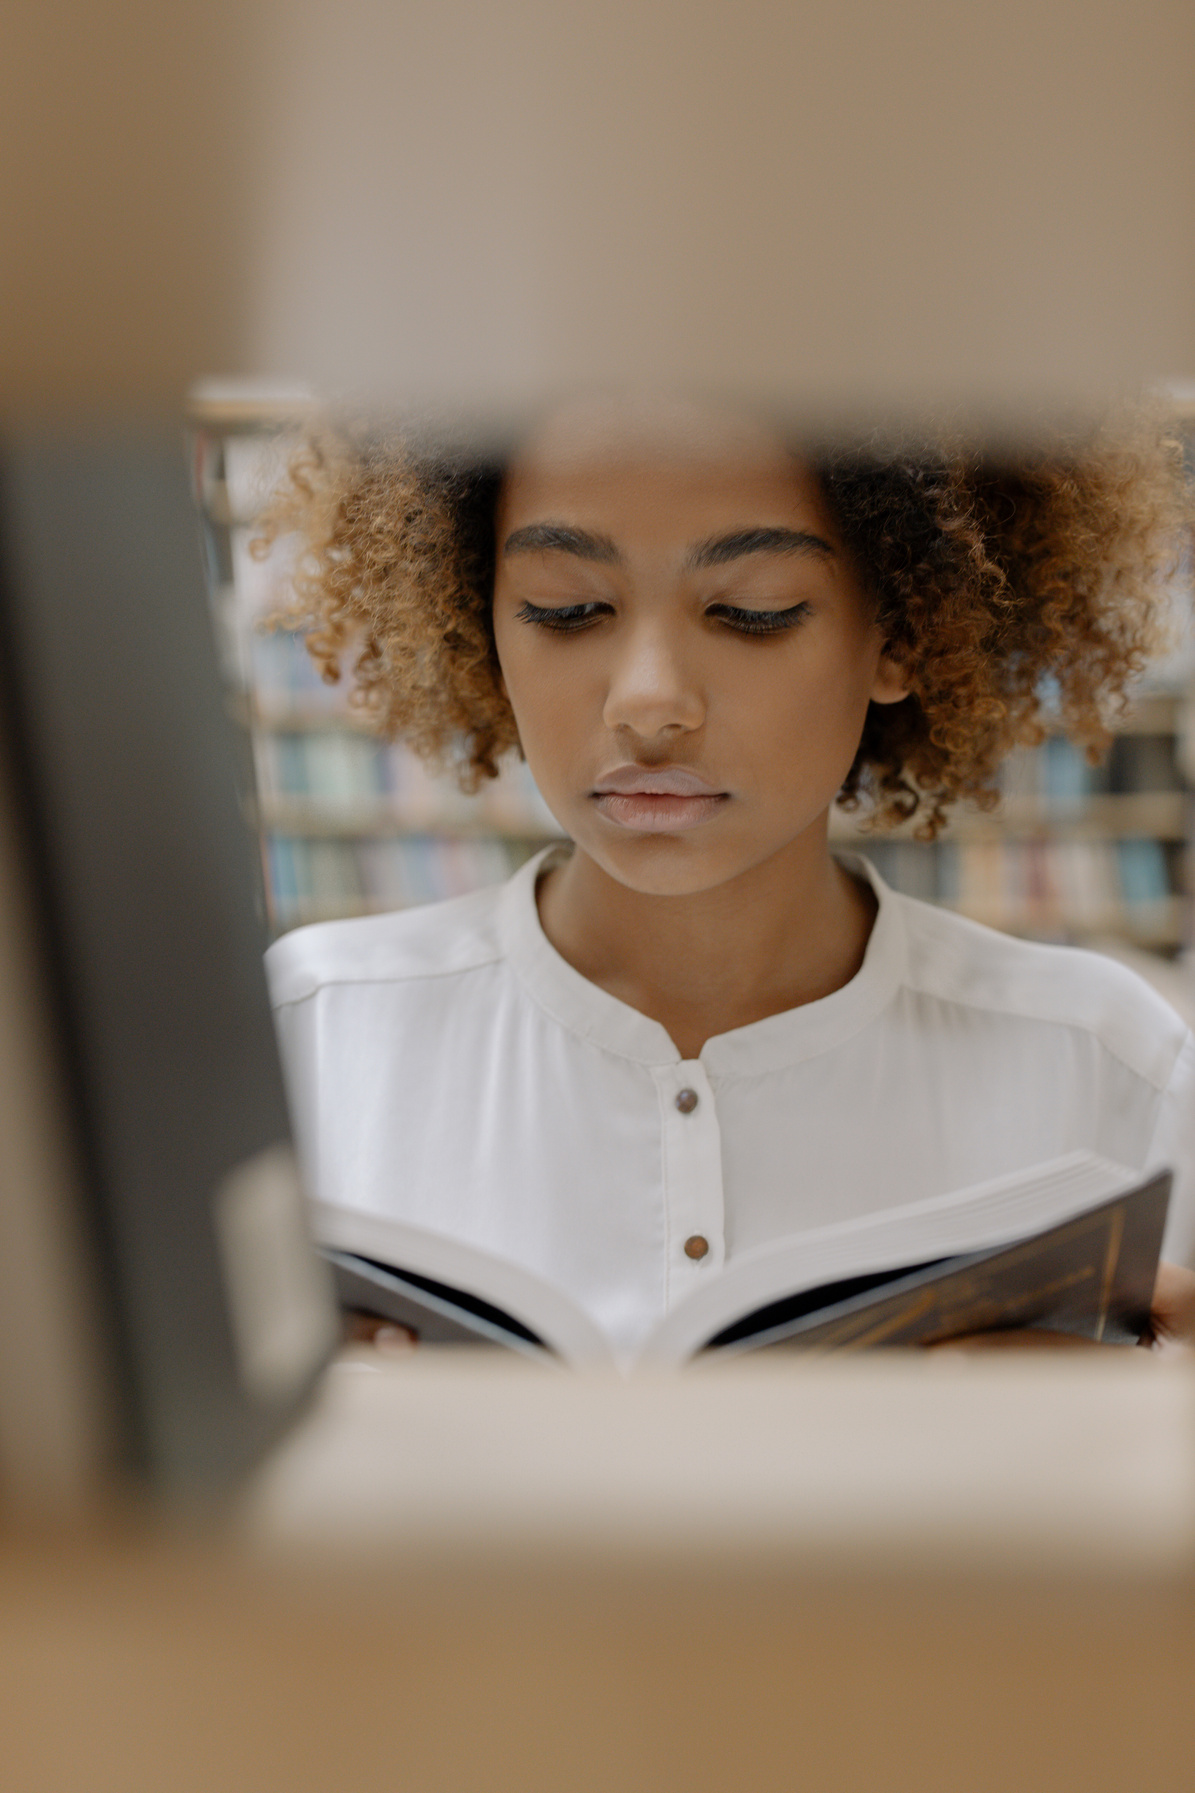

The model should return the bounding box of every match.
[579,831,748,899]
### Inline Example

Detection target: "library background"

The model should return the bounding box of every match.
[189,391,1195,1018]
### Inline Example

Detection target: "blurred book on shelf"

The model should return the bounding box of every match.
[855,836,1180,947]
[266,834,534,927]
[843,713,1192,950]
[190,397,1195,966]
[253,723,557,832]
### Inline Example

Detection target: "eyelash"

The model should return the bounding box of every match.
[514,601,608,633]
[514,600,812,637]
[707,602,812,636]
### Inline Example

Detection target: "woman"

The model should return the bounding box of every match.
[264,396,1195,1352]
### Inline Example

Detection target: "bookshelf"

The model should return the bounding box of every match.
[191,396,1195,958]
[189,393,562,936]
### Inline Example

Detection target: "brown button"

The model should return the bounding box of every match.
[675,1088,699,1114]
[684,1234,710,1260]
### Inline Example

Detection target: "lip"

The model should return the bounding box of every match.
[590,764,730,833]
[592,764,724,797]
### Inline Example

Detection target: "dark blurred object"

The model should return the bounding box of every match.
[0,428,336,1514]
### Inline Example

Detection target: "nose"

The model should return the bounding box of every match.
[601,619,706,741]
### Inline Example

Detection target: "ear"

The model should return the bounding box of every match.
[870,649,910,706]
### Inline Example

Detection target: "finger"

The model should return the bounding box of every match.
[342,1310,419,1350]
[1148,1262,1195,1348]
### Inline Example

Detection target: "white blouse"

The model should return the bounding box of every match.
[267,849,1195,1355]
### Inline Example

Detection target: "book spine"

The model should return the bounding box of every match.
[265,834,535,926]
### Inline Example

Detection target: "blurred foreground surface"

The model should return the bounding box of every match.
[2,1352,1194,1793]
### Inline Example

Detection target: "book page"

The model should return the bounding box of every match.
[642,1153,1139,1366]
[310,1201,616,1367]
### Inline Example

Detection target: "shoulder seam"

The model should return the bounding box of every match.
[269,951,504,1008]
[895,970,1190,1093]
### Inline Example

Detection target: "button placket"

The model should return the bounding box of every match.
[653,1062,725,1307]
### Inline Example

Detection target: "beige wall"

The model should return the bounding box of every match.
[3,0,1194,421]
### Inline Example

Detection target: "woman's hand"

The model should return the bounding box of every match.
[1138,1261,1195,1351]
[929,1261,1195,1353]
[342,1309,419,1354]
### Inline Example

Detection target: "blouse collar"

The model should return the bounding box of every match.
[497,845,908,1073]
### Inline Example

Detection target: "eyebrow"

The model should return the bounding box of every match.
[685,527,835,569]
[500,520,836,569]
[502,523,622,564]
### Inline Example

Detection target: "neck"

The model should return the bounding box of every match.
[535,821,877,1060]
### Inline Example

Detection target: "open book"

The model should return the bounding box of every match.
[316,1153,1172,1371]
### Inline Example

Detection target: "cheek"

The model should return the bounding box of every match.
[493,614,538,721]
[493,630,588,790]
[729,640,876,768]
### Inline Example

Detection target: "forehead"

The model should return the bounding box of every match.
[497,397,836,544]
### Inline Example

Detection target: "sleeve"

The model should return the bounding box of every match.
[1148,1029,1195,1269]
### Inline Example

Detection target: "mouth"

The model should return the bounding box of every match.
[590,764,731,834]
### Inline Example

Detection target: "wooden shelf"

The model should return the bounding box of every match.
[252,705,378,734]
[830,791,1190,844]
[260,801,559,841]
[940,898,1186,950]
[1115,692,1183,734]
[188,393,313,430]
[273,899,399,928]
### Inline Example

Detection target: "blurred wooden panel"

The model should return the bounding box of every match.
[3,0,1194,419]
[0,1530,1192,1792]
[0,0,259,414]
[4,1354,1195,1789]
[246,0,1195,421]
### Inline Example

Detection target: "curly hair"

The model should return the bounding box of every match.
[256,409,1192,839]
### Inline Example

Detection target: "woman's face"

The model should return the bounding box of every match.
[491,401,908,898]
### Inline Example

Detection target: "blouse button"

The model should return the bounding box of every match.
[684,1234,710,1260]
[675,1087,699,1114]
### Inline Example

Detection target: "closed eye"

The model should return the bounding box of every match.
[514,600,613,632]
[706,601,812,636]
